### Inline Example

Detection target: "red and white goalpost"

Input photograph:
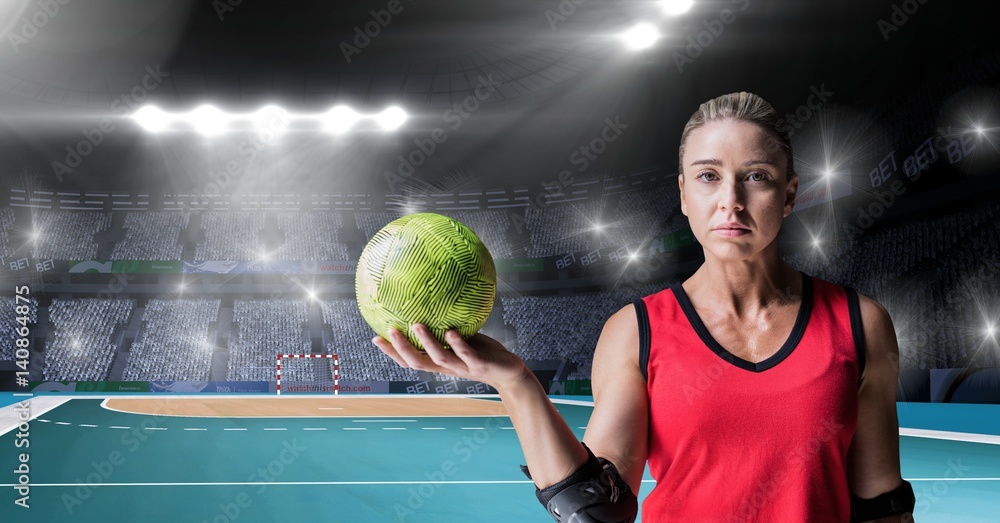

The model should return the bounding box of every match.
[276,353,339,395]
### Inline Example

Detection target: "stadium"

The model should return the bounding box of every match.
[0,0,998,521]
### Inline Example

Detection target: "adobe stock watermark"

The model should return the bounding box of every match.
[62,413,170,515]
[393,417,508,521]
[544,0,592,30]
[672,0,750,73]
[776,84,834,139]
[212,0,246,22]
[877,0,929,42]
[178,105,291,211]
[340,0,413,63]
[51,64,171,182]
[508,115,629,234]
[383,74,502,192]
[732,415,845,522]
[202,438,306,523]
[913,459,970,517]
[5,0,73,54]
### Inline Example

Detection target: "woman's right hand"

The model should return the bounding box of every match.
[372,324,531,393]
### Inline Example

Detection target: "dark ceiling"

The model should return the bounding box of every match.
[0,0,997,196]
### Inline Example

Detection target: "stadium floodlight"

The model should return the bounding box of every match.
[376,106,408,131]
[621,23,660,50]
[812,237,821,248]
[189,104,228,136]
[308,289,318,301]
[321,105,360,134]
[661,0,694,16]
[254,105,289,133]
[975,124,985,136]
[132,105,172,133]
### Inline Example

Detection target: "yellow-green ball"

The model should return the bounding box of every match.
[356,213,496,351]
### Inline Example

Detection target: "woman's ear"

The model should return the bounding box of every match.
[678,173,687,216]
[783,172,798,217]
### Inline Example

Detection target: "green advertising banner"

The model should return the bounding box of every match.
[494,258,544,272]
[75,381,151,392]
[647,226,696,255]
[546,380,592,395]
[67,261,181,274]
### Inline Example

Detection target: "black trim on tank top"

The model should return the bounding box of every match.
[632,298,651,381]
[669,272,813,372]
[845,286,867,385]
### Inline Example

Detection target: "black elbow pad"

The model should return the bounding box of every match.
[851,479,915,522]
[522,444,638,523]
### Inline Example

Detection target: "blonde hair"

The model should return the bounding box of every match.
[678,92,795,180]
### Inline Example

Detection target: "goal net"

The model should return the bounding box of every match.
[276,354,339,395]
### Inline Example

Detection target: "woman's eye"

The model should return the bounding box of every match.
[748,171,767,181]
[697,172,717,181]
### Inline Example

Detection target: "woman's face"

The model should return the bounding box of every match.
[678,119,798,262]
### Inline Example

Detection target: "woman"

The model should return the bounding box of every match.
[374,92,914,522]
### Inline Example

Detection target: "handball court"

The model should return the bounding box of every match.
[1,395,998,522]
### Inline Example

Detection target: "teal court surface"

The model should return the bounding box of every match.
[0,395,998,522]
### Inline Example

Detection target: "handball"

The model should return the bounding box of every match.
[356,213,496,351]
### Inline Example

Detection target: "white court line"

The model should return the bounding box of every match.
[263,428,287,431]
[183,428,206,431]
[342,428,366,431]
[54,421,71,425]
[79,424,98,427]
[318,407,344,410]
[35,419,51,423]
[303,428,327,431]
[461,427,485,430]
[352,419,417,423]
[0,396,74,436]
[382,427,407,431]
[146,427,167,431]
[900,428,1000,445]
[422,428,446,430]
[109,426,131,429]
[224,428,247,431]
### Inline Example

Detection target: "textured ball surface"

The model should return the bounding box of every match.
[356,213,496,351]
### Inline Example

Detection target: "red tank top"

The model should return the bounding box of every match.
[636,273,864,522]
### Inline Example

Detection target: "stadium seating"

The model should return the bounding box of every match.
[44,299,133,381]
[273,213,350,260]
[195,212,264,261]
[227,299,309,381]
[0,296,37,361]
[111,212,189,260]
[31,210,111,260]
[122,299,221,381]
[320,299,421,382]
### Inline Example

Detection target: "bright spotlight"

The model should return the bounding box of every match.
[812,237,821,248]
[592,223,603,232]
[190,105,228,136]
[308,289,318,301]
[824,168,834,178]
[975,124,985,136]
[376,106,408,131]
[260,249,270,261]
[621,23,660,51]
[322,105,360,134]
[178,282,186,292]
[987,323,996,337]
[132,105,172,133]
[661,0,694,16]
[254,105,289,133]
[629,252,638,261]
